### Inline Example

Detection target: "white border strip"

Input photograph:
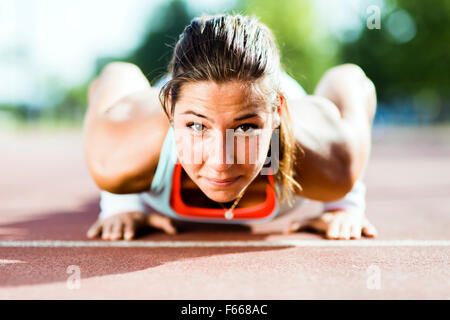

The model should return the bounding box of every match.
[0,240,449,248]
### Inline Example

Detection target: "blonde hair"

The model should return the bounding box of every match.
[159,13,302,207]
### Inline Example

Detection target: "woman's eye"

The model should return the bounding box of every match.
[187,122,258,134]
[236,124,258,133]
[187,122,205,133]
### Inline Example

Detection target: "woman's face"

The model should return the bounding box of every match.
[172,80,279,203]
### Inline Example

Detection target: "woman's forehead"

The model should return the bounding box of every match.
[176,80,268,113]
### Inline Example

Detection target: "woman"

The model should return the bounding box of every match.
[83,14,377,241]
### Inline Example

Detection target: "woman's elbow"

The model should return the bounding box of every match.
[83,129,133,193]
[86,158,129,193]
[86,157,152,194]
[311,138,357,202]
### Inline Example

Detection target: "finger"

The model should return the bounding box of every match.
[101,221,114,240]
[110,221,123,240]
[339,222,351,240]
[148,214,177,235]
[326,220,341,239]
[350,223,362,240]
[123,220,136,241]
[87,220,102,239]
[362,221,378,238]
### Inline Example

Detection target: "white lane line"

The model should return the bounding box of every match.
[0,240,449,248]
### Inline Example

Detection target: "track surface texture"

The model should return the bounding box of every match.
[0,126,449,299]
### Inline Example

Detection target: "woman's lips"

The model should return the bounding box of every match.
[204,176,241,187]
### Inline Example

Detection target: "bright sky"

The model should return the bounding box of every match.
[0,0,373,106]
[1,0,162,104]
[0,0,235,105]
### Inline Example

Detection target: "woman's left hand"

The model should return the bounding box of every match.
[283,209,377,240]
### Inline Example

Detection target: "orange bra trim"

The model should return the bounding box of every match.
[170,162,277,220]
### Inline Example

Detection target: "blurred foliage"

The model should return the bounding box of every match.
[6,0,449,127]
[236,0,339,93]
[340,0,450,121]
[98,0,338,92]
[128,0,193,84]
[40,81,89,125]
[42,0,197,126]
[96,0,194,85]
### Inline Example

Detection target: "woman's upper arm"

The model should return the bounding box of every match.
[84,104,170,194]
[289,95,354,201]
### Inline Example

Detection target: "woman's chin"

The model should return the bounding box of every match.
[208,193,238,204]
[200,186,241,203]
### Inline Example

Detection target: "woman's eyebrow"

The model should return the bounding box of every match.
[181,110,208,119]
[234,113,259,121]
[181,110,261,122]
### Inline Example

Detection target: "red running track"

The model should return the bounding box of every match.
[0,126,449,299]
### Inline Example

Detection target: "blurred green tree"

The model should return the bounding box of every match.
[96,0,194,85]
[237,0,339,93]
[54,0,338,124]
[121,0,339,92]
[128,0,193,83]
[49,0,194,124]
[340,0,450,120]
[41,81,89,125]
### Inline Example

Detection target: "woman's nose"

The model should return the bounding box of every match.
[204,130,235,169]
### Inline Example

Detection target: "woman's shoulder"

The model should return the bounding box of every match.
[279,71,307,100]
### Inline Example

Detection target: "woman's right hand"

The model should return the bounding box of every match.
[86,211,178,241]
